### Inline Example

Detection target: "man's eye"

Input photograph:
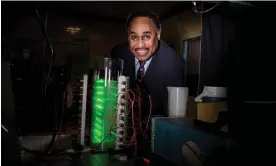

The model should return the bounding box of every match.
[131,36,137,40]
[143,35,150,40]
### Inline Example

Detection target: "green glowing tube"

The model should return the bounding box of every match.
[91,79,118,150]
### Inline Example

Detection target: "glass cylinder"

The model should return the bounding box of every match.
[90,57,124,150]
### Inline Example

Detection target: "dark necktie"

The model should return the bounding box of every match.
[136,61,146,83]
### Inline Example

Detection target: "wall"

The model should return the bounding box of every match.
[162,9,202,55]
[161,9,202,117]
[10,14,127,71]
[9,9,201,78]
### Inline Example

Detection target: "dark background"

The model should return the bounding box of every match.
[2,2,276,160]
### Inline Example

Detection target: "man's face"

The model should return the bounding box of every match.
[128,17,160,62]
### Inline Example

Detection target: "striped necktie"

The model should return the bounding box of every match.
[136,61,146,83]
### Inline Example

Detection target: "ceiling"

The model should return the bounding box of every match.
[68,2,186,18]
[2,1,192,24]
[3,1,275,36]
[3,1,276,24]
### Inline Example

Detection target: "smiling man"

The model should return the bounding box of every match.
[128,16,159,62]
[111,12,185,116]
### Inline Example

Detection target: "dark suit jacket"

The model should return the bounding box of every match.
[111,41,185,116]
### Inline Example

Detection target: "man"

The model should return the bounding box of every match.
[112,12,185,117]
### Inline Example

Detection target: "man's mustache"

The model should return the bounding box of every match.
[134,48,149,51]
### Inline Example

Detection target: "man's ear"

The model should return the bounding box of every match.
[157,30,161,40]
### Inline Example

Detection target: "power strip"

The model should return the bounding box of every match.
[115,76,129,150]
[114,76,129,161]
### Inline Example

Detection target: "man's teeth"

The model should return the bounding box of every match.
[136,50,148,54]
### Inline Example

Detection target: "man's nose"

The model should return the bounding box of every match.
[137,39,145,48]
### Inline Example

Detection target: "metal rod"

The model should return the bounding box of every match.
[80,74,88,146]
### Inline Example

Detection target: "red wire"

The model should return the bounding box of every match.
[143,95,152,138]
[144,157,150,164]
[126,89,139,143]
[138,95,144,135]
[93,91,136,150]
[114,88,153,146]
[126,88,153,141]
[91,109,118,151]
[131,100,136,141]
[127,89,136,101]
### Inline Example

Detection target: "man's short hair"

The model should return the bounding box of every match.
[126,12,161,32]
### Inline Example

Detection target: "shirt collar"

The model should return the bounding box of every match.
[135,56,153,66]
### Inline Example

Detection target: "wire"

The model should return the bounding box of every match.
[142,95,152,138]
[88,97,128,152]
[184,143,209,166]
[34,8,58,154]
[35,8,54,98]
[131,101,136,142]
[194,2,220,14]
[45,97,59,153]
[126,89,138,143]
[55,85,77,149]
[19,98,59,154]
[89,87,148,150]
[91,107,118,151]
[45,82,72,153]
[136,87,144,135]
[41,11,48,101]
[57,85,68,136]
[124,87,154,143]
[20,83,71,154]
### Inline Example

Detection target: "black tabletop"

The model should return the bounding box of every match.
[35,153,176,166]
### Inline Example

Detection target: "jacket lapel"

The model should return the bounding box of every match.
[143,47,161,84]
